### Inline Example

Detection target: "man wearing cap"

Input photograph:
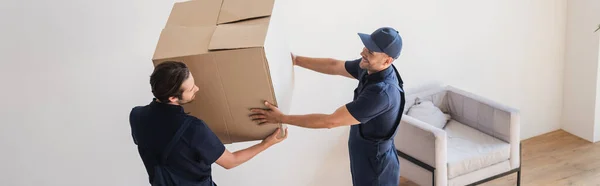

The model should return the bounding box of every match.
[250,27,405,186]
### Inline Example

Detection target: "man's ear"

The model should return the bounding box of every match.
[168,96,179,104]
[384,56,394,65]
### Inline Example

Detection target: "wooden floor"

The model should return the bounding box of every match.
[399,130,600,186]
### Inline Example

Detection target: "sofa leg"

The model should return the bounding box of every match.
[516,169,521,186]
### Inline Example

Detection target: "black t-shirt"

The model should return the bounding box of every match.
[129,99,225,185]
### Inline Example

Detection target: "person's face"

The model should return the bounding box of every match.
[359,47,394,74]
[169,72,199,105]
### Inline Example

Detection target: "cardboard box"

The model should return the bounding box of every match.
[152,0,293,144]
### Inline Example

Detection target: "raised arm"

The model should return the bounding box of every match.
[293,54,355,79]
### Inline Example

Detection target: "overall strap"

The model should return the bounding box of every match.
[161,118,193,164]
[384,64,406,140]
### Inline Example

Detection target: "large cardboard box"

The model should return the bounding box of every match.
[152,0,293,144]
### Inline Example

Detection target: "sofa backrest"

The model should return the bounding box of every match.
[404,85,514,142]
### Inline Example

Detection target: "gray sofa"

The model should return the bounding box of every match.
[394,85,521,186]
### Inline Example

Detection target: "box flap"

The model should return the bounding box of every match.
[166,0,223,27]
[217,0,274,24]
[208,17,270,50]
[153,26,216,61]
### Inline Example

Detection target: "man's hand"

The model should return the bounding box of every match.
[291,53,297,66]
[288,53,354,79]
[249,101,285,125]
[261,127,288,147]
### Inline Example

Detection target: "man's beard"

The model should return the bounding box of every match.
[177,98,194,105]
[359,60,370,70]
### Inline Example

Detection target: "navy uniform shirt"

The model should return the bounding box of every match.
[344,58,403,140]
[129,99,225,184]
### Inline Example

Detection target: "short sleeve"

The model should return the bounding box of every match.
[190,120,226,164]
[344,58,362,79]
[345,85,391,123]
[129,107,143,145]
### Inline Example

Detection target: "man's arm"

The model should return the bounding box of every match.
[250,86,390,129]
[214,128,287,169]
[250,102,361,129]
[214,143,268,170]
[294,54,354,79]
[281,105,360,129]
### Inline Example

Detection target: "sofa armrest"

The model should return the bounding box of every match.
[394,115,448,186]
[445,86,521,169]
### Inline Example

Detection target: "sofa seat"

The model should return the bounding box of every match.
[445,120,511,179]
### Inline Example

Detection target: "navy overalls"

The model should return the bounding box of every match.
[344,59,406,186]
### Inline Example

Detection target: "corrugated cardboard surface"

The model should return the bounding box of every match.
[181,54,233,144]
[152,0,292,144]
[211,48,277,142]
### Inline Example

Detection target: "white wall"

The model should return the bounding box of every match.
[596,34,600,142]
[0,0,170,185]
[0,0,566,186]
[562,0,600,142]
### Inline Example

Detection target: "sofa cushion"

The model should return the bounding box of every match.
[445,120,510,178]
[406,98,451,129]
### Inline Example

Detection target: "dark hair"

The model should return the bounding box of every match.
[150,61,190,103]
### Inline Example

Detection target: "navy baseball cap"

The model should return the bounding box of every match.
[358,27,403,59]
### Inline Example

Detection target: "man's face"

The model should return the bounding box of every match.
[173,72,199,105]
[359,47,393,74]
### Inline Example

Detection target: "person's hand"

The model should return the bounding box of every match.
[290,53,297,66]
[250,101,284,125]
[261,127,288,146]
